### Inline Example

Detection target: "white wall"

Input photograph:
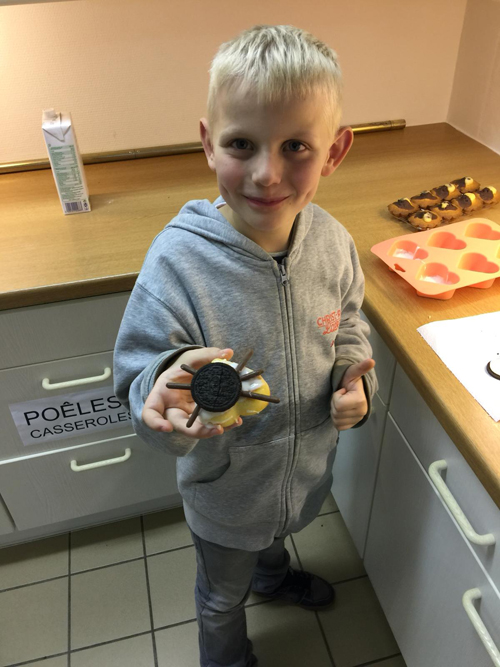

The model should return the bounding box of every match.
[0,0,467,163]
[447,0,500,155]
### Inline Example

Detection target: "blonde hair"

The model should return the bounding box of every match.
[207,25,343,135]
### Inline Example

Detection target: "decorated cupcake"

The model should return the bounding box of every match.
[431,183,460,201]
[476,186,500,206]
[410,191,441,209]
[451,177,480,194]
[456,192,483,213]
[408,209,442,229]
[430,200,463,222]
[388,198,419,219]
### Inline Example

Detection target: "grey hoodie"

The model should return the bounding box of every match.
[113,196,377,550]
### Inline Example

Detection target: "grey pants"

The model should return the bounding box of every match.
[190,530,291,667]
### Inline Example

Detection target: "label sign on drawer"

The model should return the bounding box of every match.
[9,386,131,446]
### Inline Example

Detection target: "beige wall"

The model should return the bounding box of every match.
[1,0,467,163]
[447,0,500,155]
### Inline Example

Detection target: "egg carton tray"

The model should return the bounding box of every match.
[371,217,500,300]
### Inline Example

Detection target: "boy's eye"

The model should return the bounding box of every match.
[231,139,305,153]
[286,140,306,152]
[231,139,251,150]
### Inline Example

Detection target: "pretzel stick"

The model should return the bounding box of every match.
[236,349,254,373]
[180,364,197,375]
[239,369,264,381]
[240,391,280,404]
[186,405,201,428]
[166,382,192,390]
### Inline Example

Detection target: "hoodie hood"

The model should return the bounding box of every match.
[167,195,315,262]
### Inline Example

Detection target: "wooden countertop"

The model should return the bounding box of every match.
[2,122,500,507]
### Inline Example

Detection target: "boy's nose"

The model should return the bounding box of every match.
[251,152,282,187]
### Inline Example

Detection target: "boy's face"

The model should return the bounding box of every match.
[200,84,353,253]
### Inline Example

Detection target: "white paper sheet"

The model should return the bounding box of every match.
[417,311,500,421]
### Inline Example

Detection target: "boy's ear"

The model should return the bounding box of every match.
[321,126,354,177]
[200,118,216,172]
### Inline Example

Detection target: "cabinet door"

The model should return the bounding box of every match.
[0,435,179,530]
[390,364,500,590]
[364,415,500,667]
[332,392,387,558]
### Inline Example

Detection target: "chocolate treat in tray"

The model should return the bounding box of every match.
[430,200,462,221]
[371,217,500,301]
[477,186,500,205]
[408,210,442,229]
[387,198,418,219]
[451,176,481,193]
[431,183,460,200]
[166,349,279,428]
[410,191,440,209]
[387,176,499,230]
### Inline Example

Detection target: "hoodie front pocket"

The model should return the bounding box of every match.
[192,437,290,527]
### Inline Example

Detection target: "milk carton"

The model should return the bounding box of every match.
[42,109,91,214]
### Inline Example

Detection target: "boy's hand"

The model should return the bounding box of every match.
[142,347,243,438]
[331,358,375,431]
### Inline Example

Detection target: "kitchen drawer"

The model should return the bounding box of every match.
[0,351,132,460]
[365,414,500,667]
[0,292,130,369]
[390,363,500,590]
[0,434,178,530]
[360,310,396,406]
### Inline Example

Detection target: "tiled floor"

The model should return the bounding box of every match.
[0,493,407,667]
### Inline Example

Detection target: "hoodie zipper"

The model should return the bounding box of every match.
[276,258,297,535]
[279,263,289,285]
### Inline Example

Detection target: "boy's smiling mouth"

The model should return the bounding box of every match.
[244,195,290,206]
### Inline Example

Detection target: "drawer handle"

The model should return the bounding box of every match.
[70,448,131,472]
[429,460,495,546]
[462,588,500,666]
[42,367,111,391]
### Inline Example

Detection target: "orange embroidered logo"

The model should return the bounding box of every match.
[317,309,341,347]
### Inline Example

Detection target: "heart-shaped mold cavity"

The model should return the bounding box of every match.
[416,263,460,285]
[427,231,466,250]
[465,222,500,241]
[458,253,499,273]
[389,240,428,260]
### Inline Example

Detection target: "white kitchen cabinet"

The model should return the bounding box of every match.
[0,291,182,546]
[332,392,388,559]
[390,364,500,591]
[364,414,500,667]
[331,310,396,558]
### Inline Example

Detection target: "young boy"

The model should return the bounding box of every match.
[114,24,377,667]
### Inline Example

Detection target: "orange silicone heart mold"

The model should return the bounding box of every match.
[389,240,429,260]
[371,217,500,299]
[465,222,500,240]
[416,262,460,285]
[458,253,499,273]
[427,231,466,250]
